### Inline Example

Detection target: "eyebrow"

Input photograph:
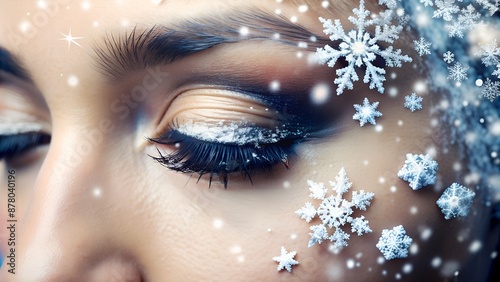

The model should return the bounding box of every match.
[92,9,328,82]
[0,47,32,84]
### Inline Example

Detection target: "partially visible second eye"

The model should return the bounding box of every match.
[147,88,311,187]
[0,132,51,164]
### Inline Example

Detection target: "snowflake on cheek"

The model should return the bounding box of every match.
[272,247,299,273]
[397,153,438,190]
[315,0,412,95]
[436,183,475,220]
[295,168,375,250]
[376,225,413,260]
[404,93,423,112]
[353,97,383,126]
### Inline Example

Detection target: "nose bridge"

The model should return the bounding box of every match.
[4,129,110,281]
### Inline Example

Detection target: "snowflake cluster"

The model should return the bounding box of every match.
[398,153,439,190]
[295,168,375,250]
[436,183,476,219]
[316,0,412,95]
[418,1,500,101]
[376,225,413,260]
[404,93,423,112]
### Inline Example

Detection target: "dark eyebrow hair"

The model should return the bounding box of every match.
[92,9,328,82]
[0,47,32,83]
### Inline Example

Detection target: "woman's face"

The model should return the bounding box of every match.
[0,0,497,281]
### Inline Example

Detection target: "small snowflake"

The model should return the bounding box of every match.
[436,183,475,220]
[433,0,460,21]
[376,225,413,260]
[353,98,383,126]
[404,93,423,112]
[315,0,412,95]
[397,153,438,190]
[273,247,299,272]
[447,62,469,81]
[296,168,375,250]
[414,37,432,56]
[480,78,500,102]
[443,51,455,63]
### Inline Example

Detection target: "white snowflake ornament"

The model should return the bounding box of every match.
[436,183,475,220]
[296,168,375,250]
[398,153,438,190]
[315,0,412,95]
[480,78,500,102]
[273,247,299,273]
[353,97,383,126]
[376,225,413,260]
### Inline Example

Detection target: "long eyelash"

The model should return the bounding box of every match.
[0,133,51,159]
[148,130,300,188]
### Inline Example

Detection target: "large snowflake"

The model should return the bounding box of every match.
[295,168,375,249]
[445,5,481,38]
[436,183,475,220]
[376,225,413,260]
[315,0,412,95]
[397,153,438,190]
[353,97,383,126]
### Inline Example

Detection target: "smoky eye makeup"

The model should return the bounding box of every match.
[147,86,330,187]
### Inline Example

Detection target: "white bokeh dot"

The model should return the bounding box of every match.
[67,75,79,87]
[269,80,280,92]
[213,218,224,229]
[92,187,102,198]
[310,83,331,105]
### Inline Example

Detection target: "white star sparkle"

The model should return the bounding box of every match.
[59,29,83,50]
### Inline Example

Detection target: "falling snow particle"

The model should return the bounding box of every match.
[436,183,475,220]
[376,225,413,260]
[273,247,299,273]
[414,37,432,56]
[296,168,374,249]
[397,153,438,190]
[353,98,383,126]
[315,0,412,95]
[404,93,423,112]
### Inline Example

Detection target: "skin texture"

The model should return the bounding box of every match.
[0,0,498,281]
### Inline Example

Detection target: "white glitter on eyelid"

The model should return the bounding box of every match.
[0,122,44,135]
[176,122,302,146]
